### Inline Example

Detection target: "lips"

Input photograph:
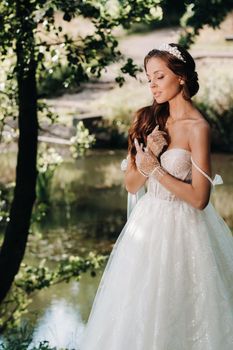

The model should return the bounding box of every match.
[154,92,161,98]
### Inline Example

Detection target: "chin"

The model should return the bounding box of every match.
[155,96,167,104]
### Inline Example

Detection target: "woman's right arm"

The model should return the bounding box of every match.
[124,156,147,194]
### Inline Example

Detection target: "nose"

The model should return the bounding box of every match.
[149,78,158,88]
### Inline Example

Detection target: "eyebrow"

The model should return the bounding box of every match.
[146,70,163,77]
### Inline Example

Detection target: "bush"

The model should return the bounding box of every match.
[37,65,82,98]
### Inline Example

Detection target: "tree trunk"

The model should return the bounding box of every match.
[0,0,38,303]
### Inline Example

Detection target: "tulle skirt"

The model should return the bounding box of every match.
[79,193,233,350]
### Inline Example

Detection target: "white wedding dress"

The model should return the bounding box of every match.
[79,148,233,350]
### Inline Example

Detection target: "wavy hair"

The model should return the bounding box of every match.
[128,43,199,167]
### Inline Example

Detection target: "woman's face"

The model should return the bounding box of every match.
[145,57,182,103]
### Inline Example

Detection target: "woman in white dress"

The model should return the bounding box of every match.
[79,43,233,350]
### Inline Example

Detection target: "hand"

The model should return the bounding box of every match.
[134,138,158,177]
[147,125,168,157]
[134,138,167,181]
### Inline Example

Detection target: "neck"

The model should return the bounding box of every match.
[168,93,194,121]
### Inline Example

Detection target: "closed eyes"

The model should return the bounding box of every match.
[147,76,164,83]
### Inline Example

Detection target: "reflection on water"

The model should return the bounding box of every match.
[0,150,232,348]
[30,298,84,349]
[28,270,104,349]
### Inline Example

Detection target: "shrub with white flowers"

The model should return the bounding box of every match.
[36,144,63,207]
[37,145,63,174]
[70,121,96,158]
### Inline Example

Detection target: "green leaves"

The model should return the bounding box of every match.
[16,254,107,311]
[121,58,143,78]
[1,0,165,87]
[179,0,233,47]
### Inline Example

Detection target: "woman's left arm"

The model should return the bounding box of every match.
[159,123,212,210]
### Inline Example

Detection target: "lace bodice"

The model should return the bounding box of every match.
[148,148,192,201]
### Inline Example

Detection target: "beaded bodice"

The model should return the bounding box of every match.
[147,148,192,201]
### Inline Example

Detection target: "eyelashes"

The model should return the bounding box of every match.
[147,76,164,83]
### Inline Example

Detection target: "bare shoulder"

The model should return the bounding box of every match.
[183,109,210,136]
[187,111,211,153]
[189,115,210,137]
[187,108,209,125]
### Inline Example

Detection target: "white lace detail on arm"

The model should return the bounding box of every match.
[191,156,223,186]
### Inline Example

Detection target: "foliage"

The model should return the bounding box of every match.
[70,121,96,158]
[31,145,62,223]
[0,324,57,350]
[0,66,18,143]
[37,64,81,98]
[0,186,14,229]
[37,145,63,175]
[128,0,186,33]
[179,1,233,47]
[0,251,108,333]
[35,121,95,219]
[0,190,9,228]
[0,0,163,128]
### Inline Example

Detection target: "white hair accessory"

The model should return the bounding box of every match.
[158,43,186,63]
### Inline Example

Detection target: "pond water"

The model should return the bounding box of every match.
[0,149,233,349]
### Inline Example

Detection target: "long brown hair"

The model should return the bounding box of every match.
[128,43,199,166]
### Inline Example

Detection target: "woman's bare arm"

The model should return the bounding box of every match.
[124,157,147,194]
[159,122,212,210]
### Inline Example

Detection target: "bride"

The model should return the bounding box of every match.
[79,43,233,349]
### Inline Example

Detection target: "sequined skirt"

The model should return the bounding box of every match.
[80,194,233,350]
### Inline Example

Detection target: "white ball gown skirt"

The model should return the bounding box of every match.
[79,151,233,350]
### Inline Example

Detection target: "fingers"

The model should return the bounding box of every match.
[134,138,143,153]
[134,138,140,151]
[152,125,166,134]
[150,125,167,137]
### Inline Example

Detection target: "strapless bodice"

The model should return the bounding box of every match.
[147,148,192,201]
[121,148,223,205]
